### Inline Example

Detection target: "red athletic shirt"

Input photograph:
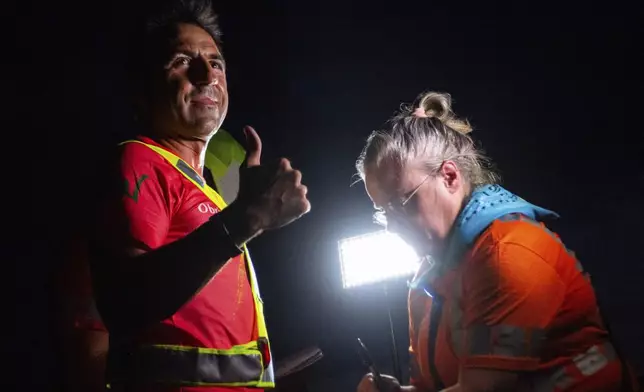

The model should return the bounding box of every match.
[99,136,258,392]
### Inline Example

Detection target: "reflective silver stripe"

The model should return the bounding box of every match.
[261,360,275,383]
[532,342,617,392]
[549,366,576,391]
[573,342,616,375]
[176,159,205,187]
[108,345,266,386]
[466,324,545,358]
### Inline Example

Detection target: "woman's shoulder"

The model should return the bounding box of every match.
[475,213,564,256]
[465,213,568,280]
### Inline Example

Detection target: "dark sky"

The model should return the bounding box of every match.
[15,0,644,390]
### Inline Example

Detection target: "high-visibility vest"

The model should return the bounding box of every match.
[409,184,626,391]
[205,129,246,204]
[79,130,245,331]
[109,140,275,389]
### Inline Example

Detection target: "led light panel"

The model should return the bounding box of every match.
[339,230,420,288]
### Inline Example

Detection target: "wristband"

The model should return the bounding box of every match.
[209,213,244,255]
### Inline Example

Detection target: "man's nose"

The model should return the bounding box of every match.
[188,55,216,86]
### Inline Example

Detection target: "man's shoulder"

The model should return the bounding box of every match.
[98,138,182,195]
[117,139,169,168]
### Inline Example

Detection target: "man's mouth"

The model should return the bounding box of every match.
[191,96,218,106]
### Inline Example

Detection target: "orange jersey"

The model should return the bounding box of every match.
[408,213,635,392]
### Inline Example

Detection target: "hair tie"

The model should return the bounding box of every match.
[413,107,429,118]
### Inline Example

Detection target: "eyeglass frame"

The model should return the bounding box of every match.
[373,174,431,227]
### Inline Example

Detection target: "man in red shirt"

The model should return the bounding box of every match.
[66,1,310,391]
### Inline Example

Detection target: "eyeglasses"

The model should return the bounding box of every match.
[373,175,431,227]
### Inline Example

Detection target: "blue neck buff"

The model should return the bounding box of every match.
[409,184,558,292]
[450,184,559,251]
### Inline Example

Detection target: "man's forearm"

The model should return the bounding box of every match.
[219,200,264,247]
[92,201,261,335]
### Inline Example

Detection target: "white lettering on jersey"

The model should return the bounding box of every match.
[198,202,217,214]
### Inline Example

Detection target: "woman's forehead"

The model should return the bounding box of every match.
[368,164,398,187]
[364,167,395,207]
[365,164,422,206]
[367,162,424,187]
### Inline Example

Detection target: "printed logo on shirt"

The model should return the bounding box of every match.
[124,174,149,203]
[198,202,218,214]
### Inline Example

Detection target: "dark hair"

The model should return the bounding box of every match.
[127,0,223,87]
[145,0,222,48]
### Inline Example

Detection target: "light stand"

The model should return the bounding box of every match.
[338,230,420,383]
[383,282,402,383]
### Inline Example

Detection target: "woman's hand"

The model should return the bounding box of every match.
[357,373,402,392]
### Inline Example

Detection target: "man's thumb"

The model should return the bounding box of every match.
[243,125,262,167]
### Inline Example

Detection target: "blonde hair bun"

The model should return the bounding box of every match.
[415,91,473,135]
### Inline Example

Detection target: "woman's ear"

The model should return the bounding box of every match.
[439,160,461,194]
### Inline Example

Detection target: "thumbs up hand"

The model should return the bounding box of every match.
[243,125,262,168]
[235,126,311,233]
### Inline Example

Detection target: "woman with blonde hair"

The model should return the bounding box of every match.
[355,91,636,392]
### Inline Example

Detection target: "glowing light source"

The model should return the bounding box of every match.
[339,230,420,289]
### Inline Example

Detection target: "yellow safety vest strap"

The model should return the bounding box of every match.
[119,140,227,207]
[109,344,265,387]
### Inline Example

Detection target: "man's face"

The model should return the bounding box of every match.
[143,23,228,141]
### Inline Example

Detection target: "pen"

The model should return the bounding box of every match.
[357,338,388,391]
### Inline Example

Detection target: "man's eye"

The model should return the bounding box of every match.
[209,61,223,70]
[172,56,191,67]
